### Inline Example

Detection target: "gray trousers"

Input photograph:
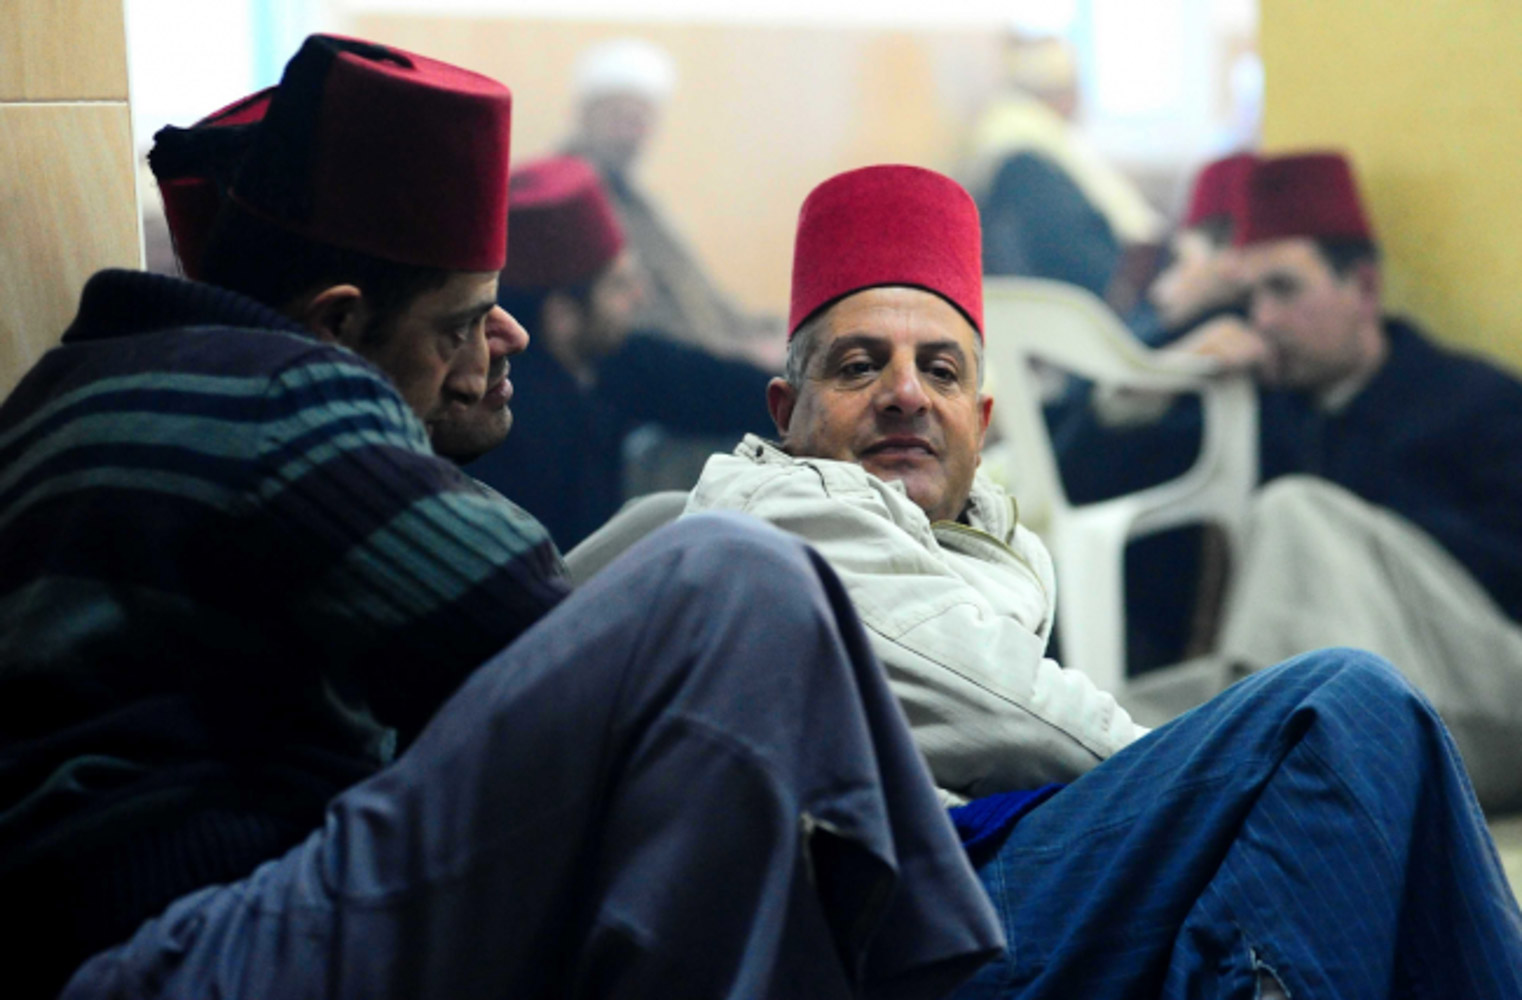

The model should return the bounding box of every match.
[1220,476,1522,811]
[63,514,1001,999]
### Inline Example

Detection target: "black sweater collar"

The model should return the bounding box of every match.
[62,270,309,345]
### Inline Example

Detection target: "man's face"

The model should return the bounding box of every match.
[1241,238,1380,390]
[768,286,992,524]
[576,249,646,361]
[359,270,529,449]
[1150,228,1245,328]
[578,92,659,175]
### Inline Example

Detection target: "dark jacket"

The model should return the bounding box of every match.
[1057,318,1522,622]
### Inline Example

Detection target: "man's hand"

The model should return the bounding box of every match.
[1092,316,1265,429]
[1166,315,1269,375]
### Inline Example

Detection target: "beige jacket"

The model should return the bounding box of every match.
[685,435,1145,804]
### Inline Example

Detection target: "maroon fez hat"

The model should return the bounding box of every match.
[789,164,983,339]
[1235,152,1373,247]
[499,156,625,290]
[1182,152,1256,229]
[230,34,513,272]
[149,88,274,280]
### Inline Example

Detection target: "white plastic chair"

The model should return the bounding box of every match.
[980,276,1259,696]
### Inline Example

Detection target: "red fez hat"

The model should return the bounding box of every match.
[499,156,625,290]
[1182,152,1256,229]
[230,35,513,272]
[149,88,274,280]
[1235,152,1373,247]
[789,164,983,338]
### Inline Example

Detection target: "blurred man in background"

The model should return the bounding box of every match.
[565,37,781,362]
[1142,152,1257,348]
[563,38,782,499]
[967,34,1164,310]
[1062,151,1522,810]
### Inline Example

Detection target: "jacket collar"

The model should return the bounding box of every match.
[735,433,1019,541]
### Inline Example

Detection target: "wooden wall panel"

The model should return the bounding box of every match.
[1,0,140,397]
[0,0,130,101]
[0,104,140,393]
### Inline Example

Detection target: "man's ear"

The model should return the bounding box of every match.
[1351,260,1382,322]
[766,377,798,439]
[974,389,998,468]
[295,285,367,348]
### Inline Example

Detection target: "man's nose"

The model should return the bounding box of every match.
[1249,293,1278,333]
[487,306,529,359]
[878,361,930,414]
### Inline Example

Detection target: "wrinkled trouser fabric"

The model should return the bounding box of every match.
[954,648,1522,998]
[63,514,1002,1000]
[1220,475,1522,811]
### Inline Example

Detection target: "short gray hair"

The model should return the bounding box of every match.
[783,307,986,389]
[783,312,829,387]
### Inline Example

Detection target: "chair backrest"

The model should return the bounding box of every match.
[980,276,1259,693]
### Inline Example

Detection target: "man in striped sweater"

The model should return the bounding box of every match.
[0,36,1000,999]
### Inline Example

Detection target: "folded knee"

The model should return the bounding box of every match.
[1250,475,1364,530]
[1270,647,1446,748]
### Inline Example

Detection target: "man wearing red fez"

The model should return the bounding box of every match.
[0,39,1003,998]
[1222,151,1522,807]
[436,155,773,546]
[1146,152,1257,346]
[1070,151,1522,812]
[688,163,1522,996]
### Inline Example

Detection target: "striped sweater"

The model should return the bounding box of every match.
[0,270,570,985]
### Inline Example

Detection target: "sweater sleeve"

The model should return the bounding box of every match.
[251,353,570,744]
[686,455,1143,799]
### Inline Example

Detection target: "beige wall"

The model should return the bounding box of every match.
[347,15,1002,318]
[1,0,142,396]
[1260,1,1522,372]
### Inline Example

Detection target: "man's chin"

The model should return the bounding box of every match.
[430,410,512,465]
[861,462,940,511]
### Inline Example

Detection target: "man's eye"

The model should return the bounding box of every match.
[838,361,875,378]
[927,364,960,383]
[446,321,477,348]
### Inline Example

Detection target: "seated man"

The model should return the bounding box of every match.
[687,164,1522,995]
[0,38,999,997]
[448,155,774,546]
[1059,152,1522,811]
[1131,151,1257,350]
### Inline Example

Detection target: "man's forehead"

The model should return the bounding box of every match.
[409,270,500,320]
[1241,237,1327,279]
[820,286,979,343]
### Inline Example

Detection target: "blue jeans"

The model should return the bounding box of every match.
[955,649,1522,998]
[61,515,1001,999]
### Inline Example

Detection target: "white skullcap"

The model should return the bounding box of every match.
[1003,36,1078,94]
[574,38,678,103]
